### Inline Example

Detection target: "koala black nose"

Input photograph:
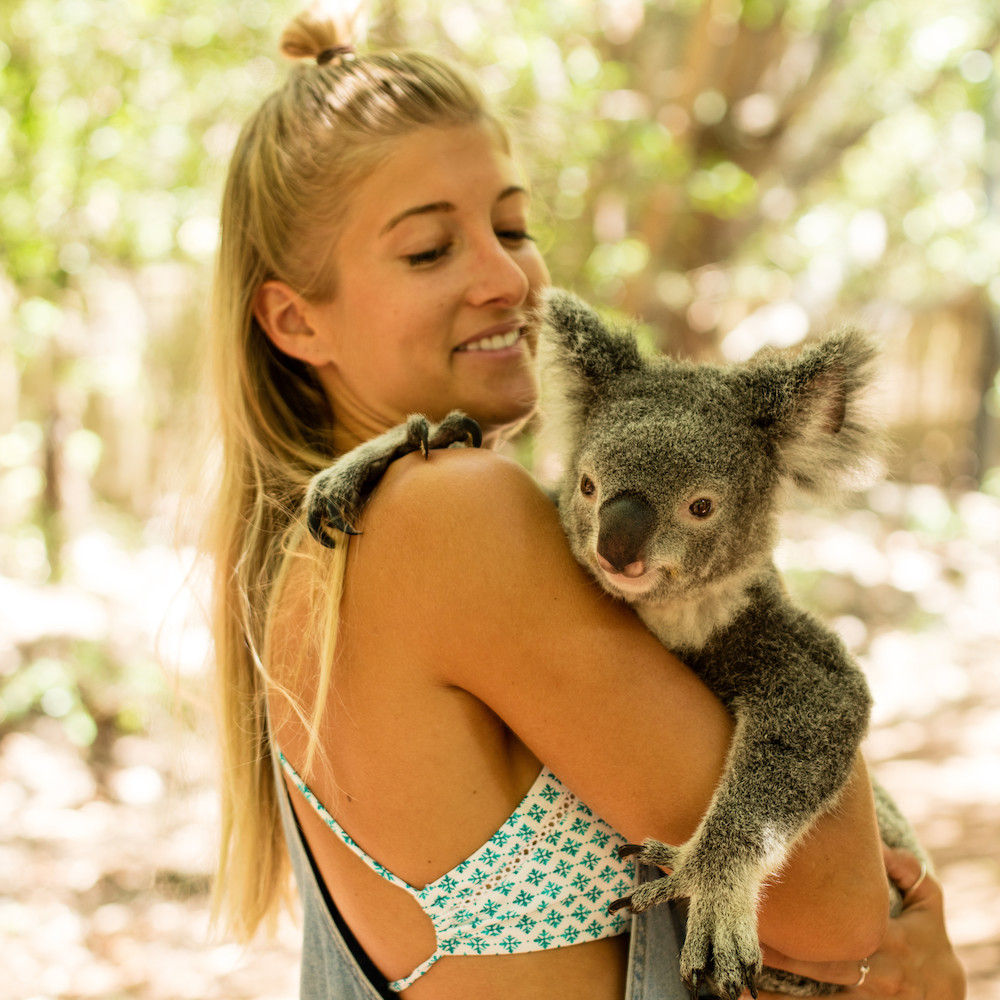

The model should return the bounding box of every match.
[597,493,656,576]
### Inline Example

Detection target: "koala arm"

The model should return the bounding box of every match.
[331,446,889,964]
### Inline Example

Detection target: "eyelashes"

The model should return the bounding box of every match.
[405,243,453,267]
[404,230,536,268]
[496,229,535,244]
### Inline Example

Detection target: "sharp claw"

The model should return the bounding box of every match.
[418,425,430,458]
[307,508,362,548]
[307,512,338,548]
[687,970,701,1000]
[617,843,643,860]
[744,965,759,999]
[460,416,483,448]
[607,896,633,914]
[329,513,361,536]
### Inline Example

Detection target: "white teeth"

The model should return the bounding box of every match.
[458,329,520,352]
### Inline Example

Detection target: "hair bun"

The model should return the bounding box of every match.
[279,1,369,62]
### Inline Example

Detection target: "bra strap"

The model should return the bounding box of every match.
[277,750,420,896]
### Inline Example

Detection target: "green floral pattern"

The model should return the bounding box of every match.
[278,753,633,992]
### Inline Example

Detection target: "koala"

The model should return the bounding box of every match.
[303,290,925,1000]
[539,289,925,999]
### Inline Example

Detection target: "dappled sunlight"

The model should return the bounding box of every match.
[3,0,999,994]
[779,486,1000,993]
[1,483,998,997]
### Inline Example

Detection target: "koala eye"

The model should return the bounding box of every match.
[580,475,596,497]
[689,498,714,518]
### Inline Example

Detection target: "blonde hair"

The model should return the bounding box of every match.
[207,5,504,941]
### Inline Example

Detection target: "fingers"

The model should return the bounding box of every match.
[758,946,874,989]
[883,846,939,910]
[882,844,922,891]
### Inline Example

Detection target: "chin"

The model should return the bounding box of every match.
[457,379,539,438]
[473,395,539,440]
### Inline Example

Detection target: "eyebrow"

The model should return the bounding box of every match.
[380,185,528,235]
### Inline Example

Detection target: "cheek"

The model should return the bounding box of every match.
[523,250,551,297]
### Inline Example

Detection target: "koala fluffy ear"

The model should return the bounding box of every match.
[741,329,887,498]
[540,289,646,403]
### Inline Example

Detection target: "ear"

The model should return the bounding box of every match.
[540,289,645,400]
[740,328,887,497]
[254,281,331,365]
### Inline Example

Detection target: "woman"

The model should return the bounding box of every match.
[206,5,965,999]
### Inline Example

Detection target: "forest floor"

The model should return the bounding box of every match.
[2,482,998,1000]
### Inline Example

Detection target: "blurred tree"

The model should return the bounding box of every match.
[1,0,281,579]
[1,0,999,583]
[0,0,282,740]
[385,0,1000,488]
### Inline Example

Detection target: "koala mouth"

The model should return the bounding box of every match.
[596,562,667,599]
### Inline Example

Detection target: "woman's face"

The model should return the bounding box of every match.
[308,122,550,447]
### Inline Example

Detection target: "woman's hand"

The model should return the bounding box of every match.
[757,846,965,1000]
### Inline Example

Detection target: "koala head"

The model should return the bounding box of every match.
[541,290,883,609]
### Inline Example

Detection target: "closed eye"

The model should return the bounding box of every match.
[405,242,452,267]
[496,229,535,245]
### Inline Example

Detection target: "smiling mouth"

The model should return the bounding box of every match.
[455,328,522,352]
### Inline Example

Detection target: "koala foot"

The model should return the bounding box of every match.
[682,894,761,1000]
[305,411,482,547]
[609,838,762,1000]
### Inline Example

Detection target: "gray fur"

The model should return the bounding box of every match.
[302,292,927,999]
[541,289,926,999]
[304,411,482,547]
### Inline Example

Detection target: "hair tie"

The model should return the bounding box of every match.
[317,44,356,66]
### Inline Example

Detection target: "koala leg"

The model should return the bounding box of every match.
[305,411,482,547]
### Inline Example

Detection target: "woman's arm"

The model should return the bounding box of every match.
[360,447,888,963]
[759,848,965,999]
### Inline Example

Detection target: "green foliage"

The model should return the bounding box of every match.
[0,0,279,297]
[1,0,999,742]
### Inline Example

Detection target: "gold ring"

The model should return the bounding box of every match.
[852,960,870,988]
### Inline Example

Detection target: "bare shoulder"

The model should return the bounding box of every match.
[355,445,574,591]
[348,448,733,846]
[364,444,556,531]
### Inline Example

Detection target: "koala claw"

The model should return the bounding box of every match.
[687,969,703,1000]
[325,510,362,539]
[685,961,759,1000]
[681,897,762,1000]
[304,411,483,548]
[628,839,681,871]
[414,420,430,459]
[429,411,484,449]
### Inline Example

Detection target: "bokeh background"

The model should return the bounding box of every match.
[1,0,998,997]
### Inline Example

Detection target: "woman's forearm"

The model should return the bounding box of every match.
[756,755,888,963]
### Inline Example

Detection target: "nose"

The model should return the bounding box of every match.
[467,235,530,308]
[597,493,656,577]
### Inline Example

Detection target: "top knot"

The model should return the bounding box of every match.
[279,1,368,62]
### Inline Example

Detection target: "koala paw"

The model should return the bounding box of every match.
[682,894,762,1000]
[608,839,682,913]
[305,411,482,547]
[609,838,762,1000]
